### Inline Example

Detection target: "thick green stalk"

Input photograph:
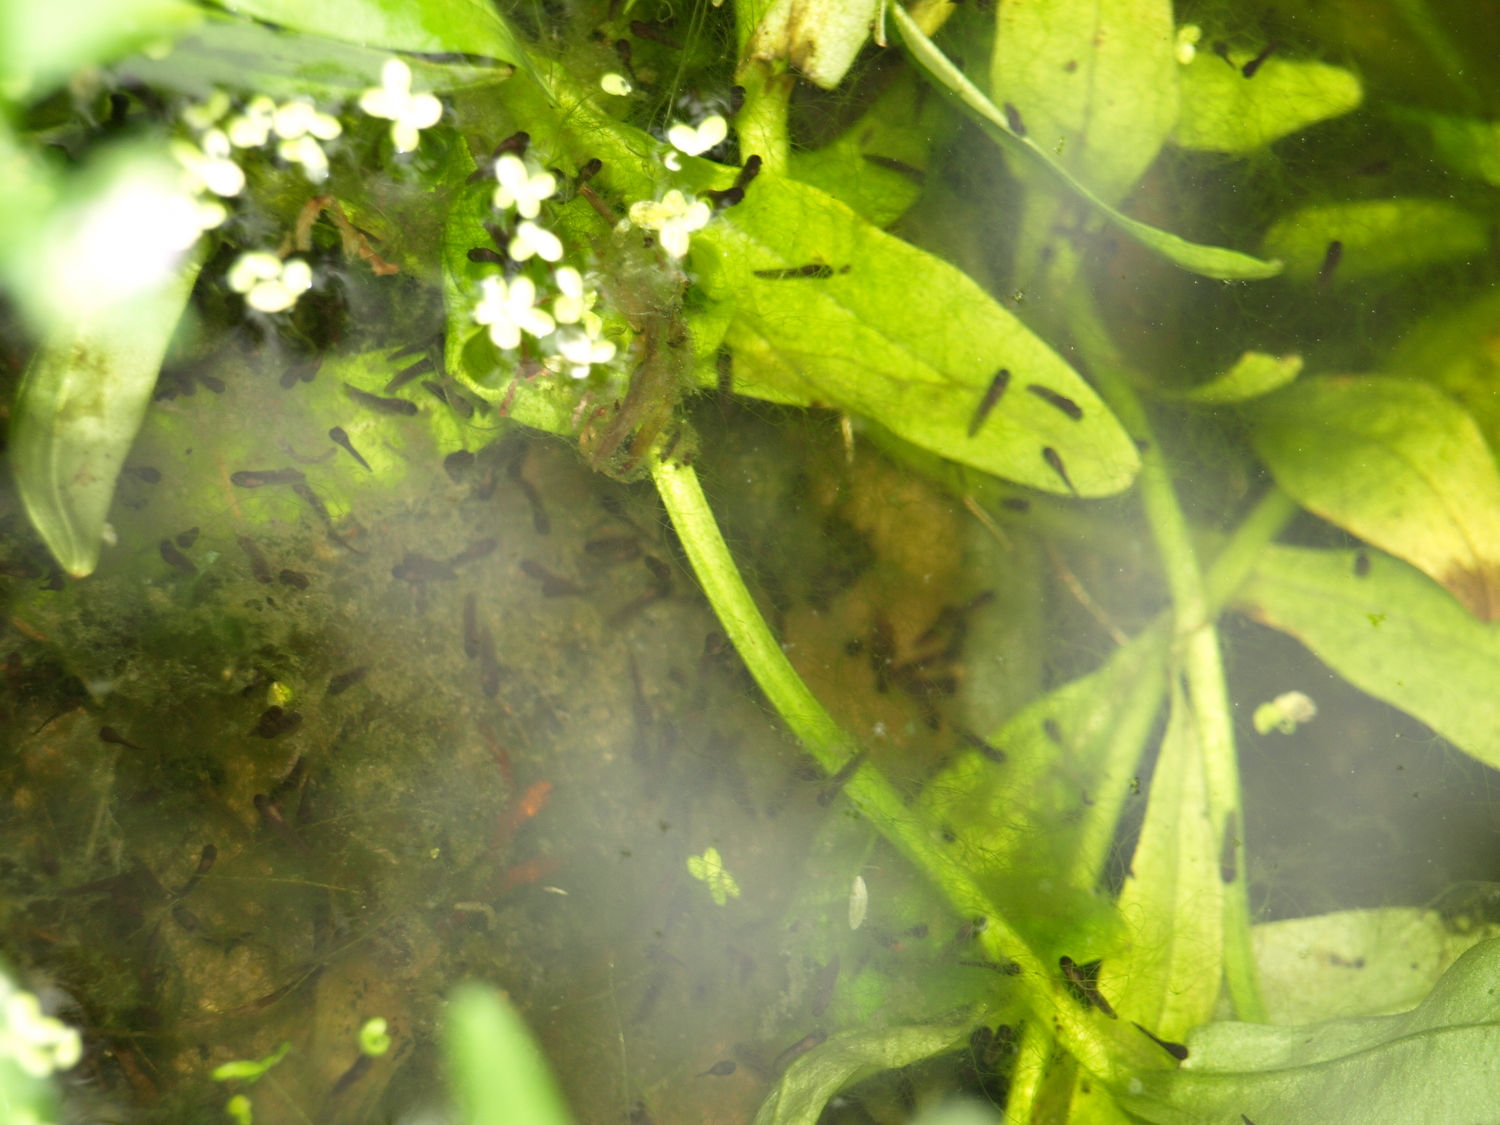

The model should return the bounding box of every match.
[650,456,1127,1082]
[1070,297,1268,1023]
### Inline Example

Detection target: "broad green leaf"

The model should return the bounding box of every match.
[0,0,200,99]
[1176,352,1302,404]
[1172,50,1362,154]
[1386,287,1500,449]
[219,0,533,78]
[1260,198,1489,284]
[989,0,1178,207]
[116,16,511,104]
[699,171,1142,497]
[1100,683,1223,1041]
[1248,376,1500,620]
[10,248,202,577]
[446,985,573,1125]
[1119,937,1500,1125]
[893,6,1283,281]
[917,623,1167,955]
[752,1023,970,1125]
[788,68,942,228]
[1389,106,1500,186]
[1234,543,1500,770]
[1252,907,1499,1026]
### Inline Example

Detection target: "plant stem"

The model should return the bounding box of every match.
[650,455,1127,1082]
[1069,296,1269,1023]
[732,59,793,174]
[1004,1022,1054,1125]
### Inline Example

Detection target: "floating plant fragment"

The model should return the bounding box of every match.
[687,846,741,905]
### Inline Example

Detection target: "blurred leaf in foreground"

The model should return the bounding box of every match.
[1260,198,1489,284]
[1249,377,1500,621]
[447,984,574,1125]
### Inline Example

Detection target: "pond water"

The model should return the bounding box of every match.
[6,0,1500,1122]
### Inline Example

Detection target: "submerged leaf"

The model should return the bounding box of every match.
[701,171,1141,496]
[893,6,1282,281]
[1386,287,1500,451]
[1100,683,1222,1040]
[1252,907,1499,1026]
[1260,198,1489,284]
[1249,377,1500,620]
[989,0,1178,206]
[10,252,203,577]
[752,1023,970,1125]
[1120,937,1500,1125]
[1235,543,1500,770]
[1176,352,1302,404]
[1390,106,1500,186]
[1172,50,1361,153]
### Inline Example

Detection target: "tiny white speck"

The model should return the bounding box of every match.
[849,875,868,930]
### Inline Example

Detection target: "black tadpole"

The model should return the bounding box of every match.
[329,426,371,470]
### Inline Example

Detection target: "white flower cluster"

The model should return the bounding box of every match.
[228,252,313,313]
[183,90,342,186]
[0,977,81,1080]
[471,153,617,380]
[360,59,443,153]
[624,112,728,254]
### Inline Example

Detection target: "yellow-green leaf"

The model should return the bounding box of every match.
[702,171,1142,497]
[10,251,202,577]
[1390,107,1500,186]
[1236,544,1500,770]
[1261,198,1489,284]
[893,6,1282,281]
[1177,351,1303,404]
[990,0,1178,206]
[1100,682,1223,1041]
[1172,50,1361,154]
[1249,376,1500,621]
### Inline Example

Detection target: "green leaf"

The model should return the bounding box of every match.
[1260,198,1490,284]
[1175,352,1303,404]
[211,1041,291,1083]
[893,5,1282,281]
[446,985,574,1125]
[1172,50,1362,154]
[1248,376,1500,620]
[217,0,533,78]
[1119,937,1500,1125]
[10,248,203,578]
[788,68,942,228]
[700,170,1142,497]
[0,0,201,100]
[752,1023,970,1125]
[1387,287,1500,450]
[116,16,512,104]
[1253,907,1499,1026]
[1100,683,1223,1041]
[1235,543,1500,770]
[1389,106,1500,186]
[989,0,1178,206]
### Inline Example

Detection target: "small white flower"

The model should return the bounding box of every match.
[360,58,443,153]
[228,252,313,313]
[553,266,593,324]
[171,135,244,197]
[509,220,563,263]
[628,189,711,259]
[473,274,555,349]
[182,89,230,131]
[1175,24,1201,65]
[667,114,728,157]
[278,135,331,183]
[493,154,557,219]
[556,322,617,378]
[273,100,342,142]
[1,989,82,1078]
[226,95,276,148]
[600,72,633,96]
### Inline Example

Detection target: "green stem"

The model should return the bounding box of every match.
[732,59,793,175]
[1067,485,1297,890]
[650,456,1126,1082]
[1069,294,1269,1023]
[1005,1022,1054,1125]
